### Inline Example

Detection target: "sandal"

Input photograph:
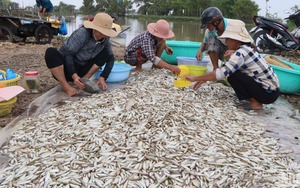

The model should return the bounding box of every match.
[238,103,263,111]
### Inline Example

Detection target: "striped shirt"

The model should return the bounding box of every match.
[124,31,161,65]
[216,45,279,91]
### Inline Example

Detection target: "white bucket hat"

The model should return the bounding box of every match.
[147,19,174,39]
[219,19,252,43]
[83,13,118,37]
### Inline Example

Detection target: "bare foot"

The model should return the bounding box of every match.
[238,98,263,110]
[132,68,142,72]
[249,98,263,109]
[63,85,78,96]
[238,103,263,110]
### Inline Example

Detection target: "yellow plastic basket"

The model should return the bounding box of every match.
[177,65,189,76]
[0,97,17,117]
[187,65,207,76]
[0,70,21,88]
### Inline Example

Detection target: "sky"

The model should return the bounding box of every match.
[14,0,299,19]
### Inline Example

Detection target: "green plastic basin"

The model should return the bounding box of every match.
[270,60,300,94]
[161,40,202,65]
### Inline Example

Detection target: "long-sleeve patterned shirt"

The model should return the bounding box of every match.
[216,45,279,91]
[59,27,114,79]
[124,31,161,65]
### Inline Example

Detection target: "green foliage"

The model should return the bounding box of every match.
[131,0,259,21]
[230,0,259,21]
[55,0,296,23]
[53,2,76,16]
[214,0,235,17]
[0,0,19,8]
[128,14,200,21]
[79,0,133,17]
[266,13,281,20]
[290,5,300,13]
[286,20,297,31]
[80,0,95,15]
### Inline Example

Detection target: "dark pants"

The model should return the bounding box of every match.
[227,71,279,104]
[45,47,108,82]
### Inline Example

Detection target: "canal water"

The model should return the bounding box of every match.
[66,15,205,46]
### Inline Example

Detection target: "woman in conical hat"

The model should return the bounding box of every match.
[44,13,118,96]
[183,20,280,111]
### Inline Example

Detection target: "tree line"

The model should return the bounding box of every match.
[0,0,76,17]
[0,0,259,21]
[1,0,299,24]
[80,0,260,22]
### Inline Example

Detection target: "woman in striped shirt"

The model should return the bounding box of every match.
[183,20,279,111]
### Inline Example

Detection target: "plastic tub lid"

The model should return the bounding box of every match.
[25,71,38,76]
[176,57,210,64]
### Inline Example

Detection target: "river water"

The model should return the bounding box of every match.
[66,15,205,46]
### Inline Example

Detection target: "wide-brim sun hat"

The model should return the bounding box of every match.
[83,13,118,37]
[147,19,174,39]
[218,19,252,43]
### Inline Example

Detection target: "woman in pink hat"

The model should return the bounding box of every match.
[124,19,180,74]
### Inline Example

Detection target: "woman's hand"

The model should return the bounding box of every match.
[165,47,173,55]
[193,81,206,90]
[169,65,180,75]
[196,51,203,61]
[72,74,85,89]
[182,75,206,90]
[224,50,235,60]
[182,74,196,82]
[97,76,107,91]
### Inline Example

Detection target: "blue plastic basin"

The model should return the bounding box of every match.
[94,63,132,83]
[270,60,300,94]
[161,40,202,65]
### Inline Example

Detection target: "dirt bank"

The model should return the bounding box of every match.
[0,38,125,127]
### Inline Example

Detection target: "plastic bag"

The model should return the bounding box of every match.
[6,68,17,80]
[59,20,68,36]
[0,71,5,81]
[293,28,300,38]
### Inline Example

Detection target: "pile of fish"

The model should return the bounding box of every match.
[0,69,299,187]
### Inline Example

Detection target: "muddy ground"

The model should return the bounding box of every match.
[0,38,125,127]
[0,38,299,127]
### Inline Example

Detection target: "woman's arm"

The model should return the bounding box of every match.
[196,42,206,61]
[60,28,89,84]
[184,70,217,82]
[183,70,217,89]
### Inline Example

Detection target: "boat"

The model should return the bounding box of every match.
[110,33,126,46]
[110,23,129,46]
[264,55,300,94]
